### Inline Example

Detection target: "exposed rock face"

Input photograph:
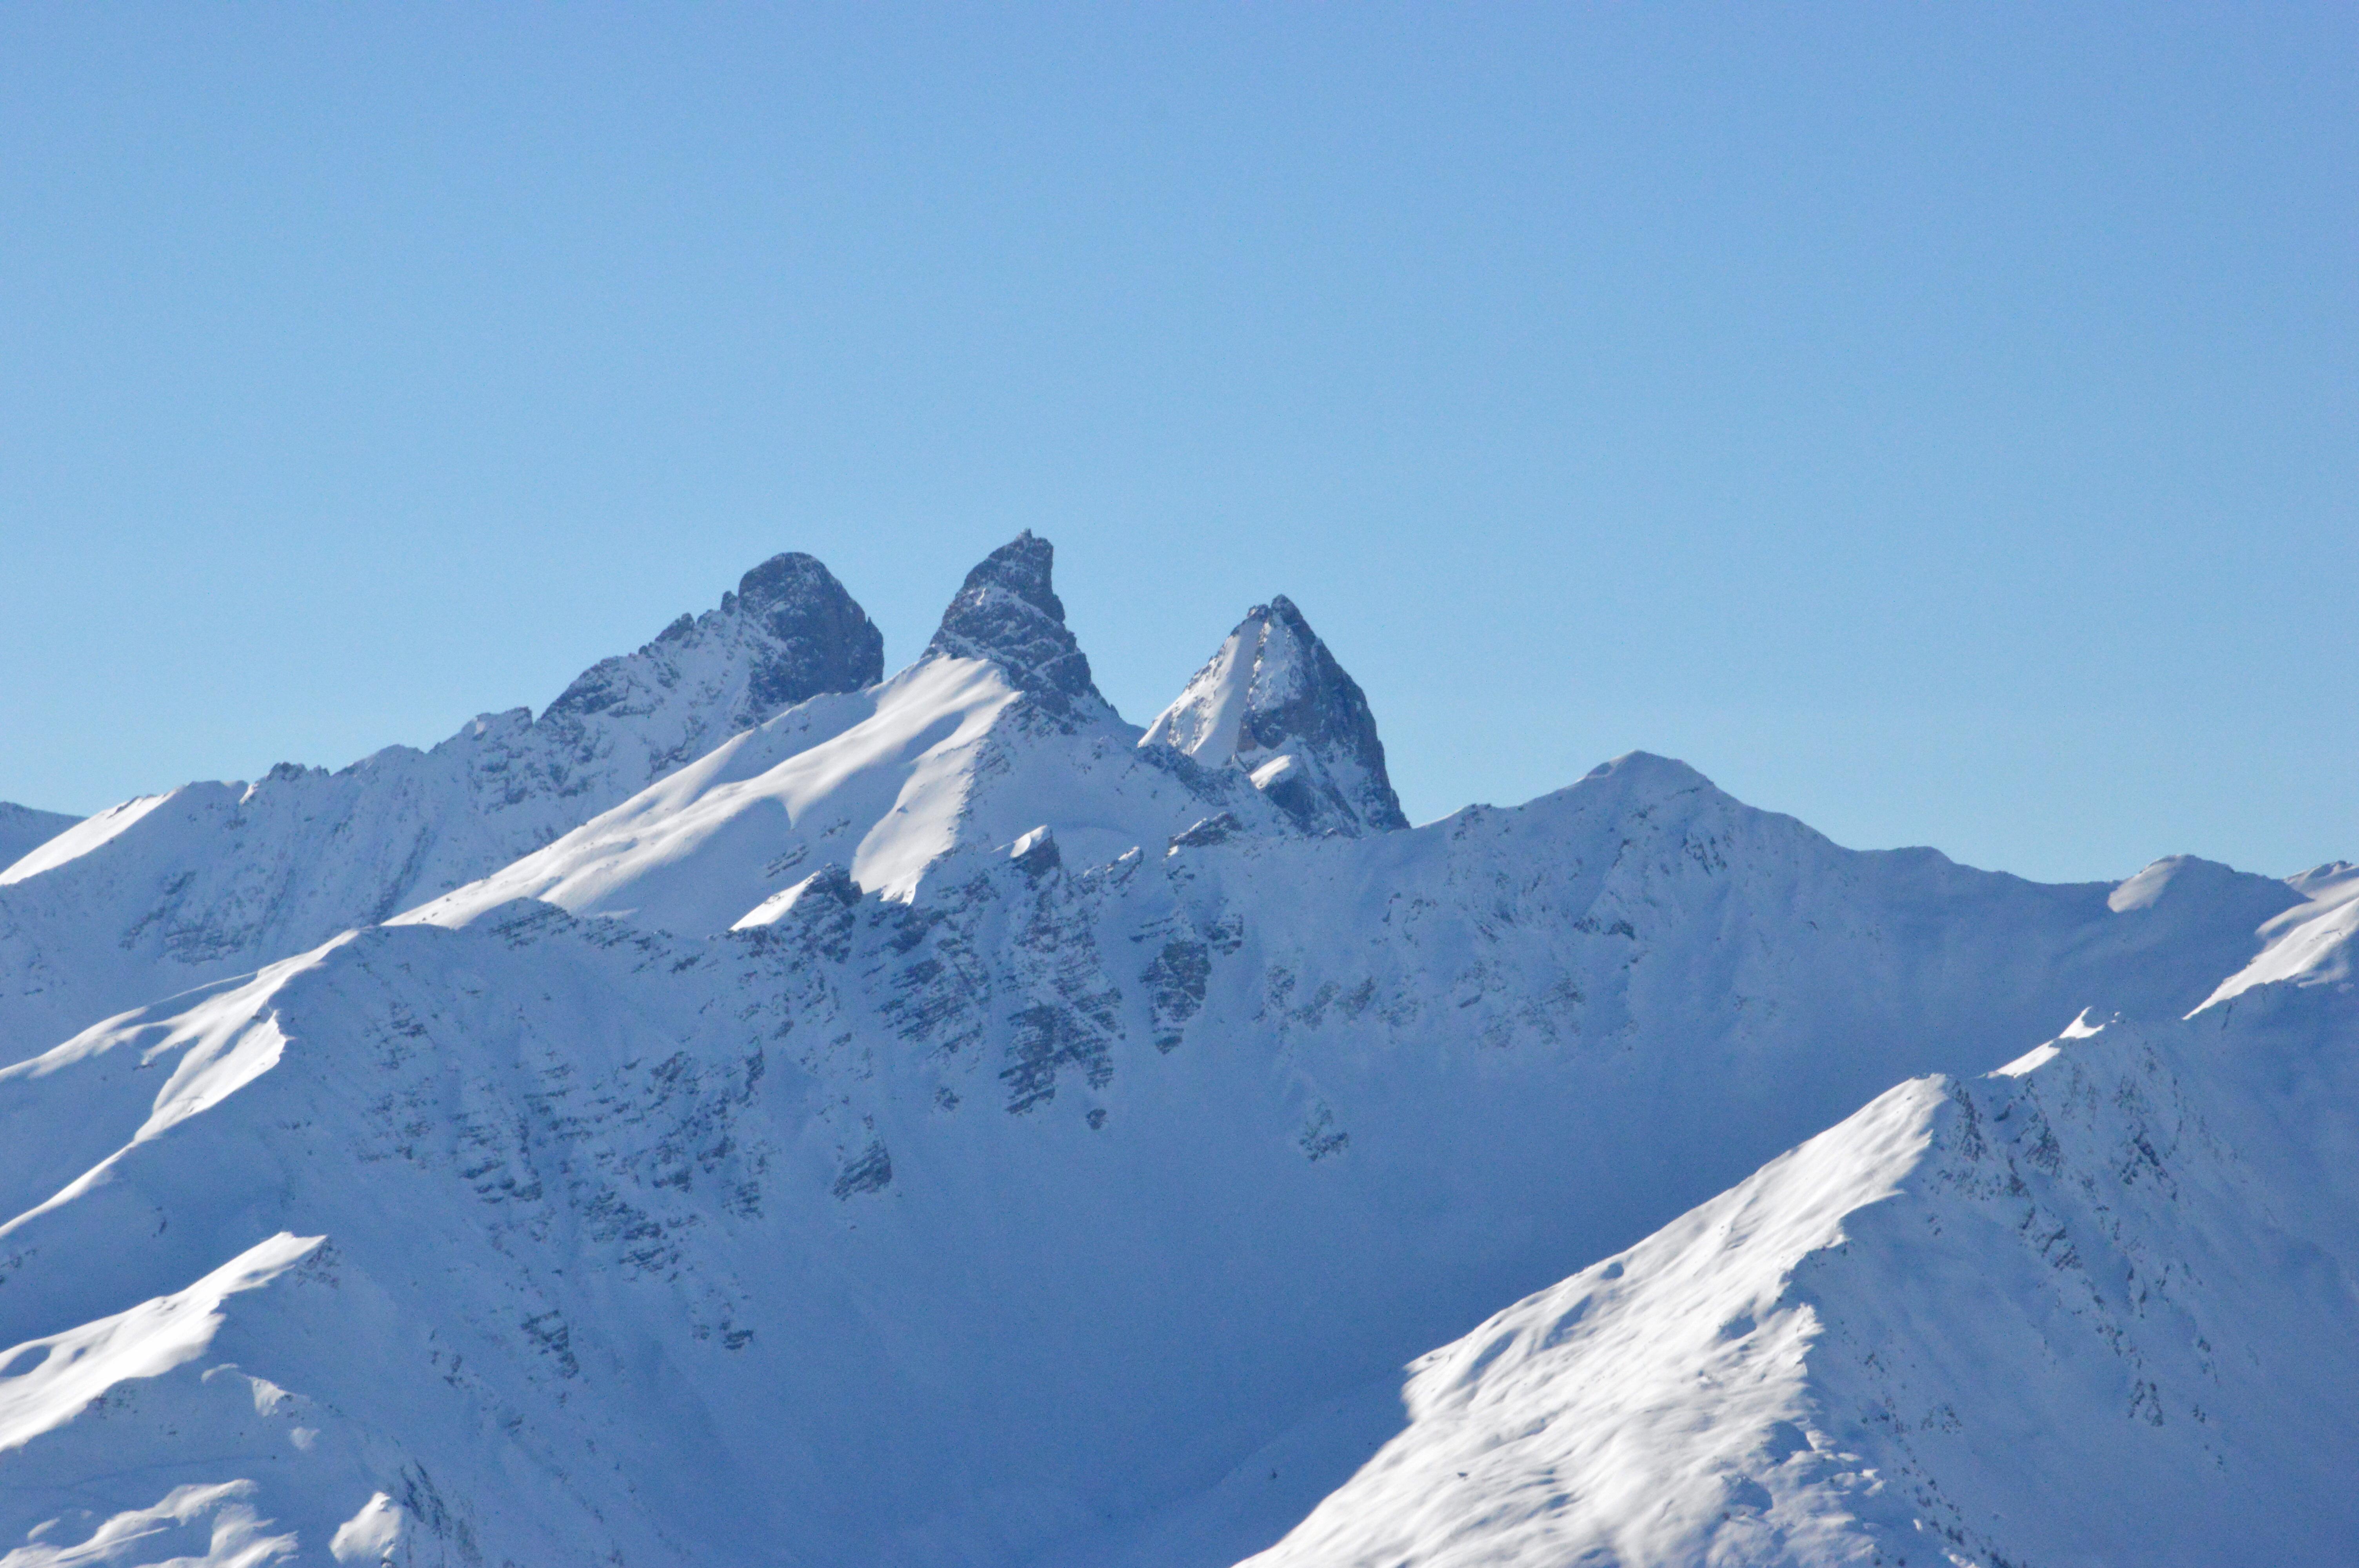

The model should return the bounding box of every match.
[1143,595,1408,836]
[542,551,883,779]
[738,552,889,711]
[924,532,1102,713]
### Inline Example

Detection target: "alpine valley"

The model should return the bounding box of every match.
[0,535,2350,1568]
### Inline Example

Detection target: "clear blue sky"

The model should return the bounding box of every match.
[2,5,2351,883]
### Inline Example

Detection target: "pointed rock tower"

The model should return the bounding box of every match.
[731,552,890,714]
[925,531,1104,716]
[1144,595,1408,836]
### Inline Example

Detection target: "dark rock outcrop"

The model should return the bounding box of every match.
[546,552,883,735]
[925,532,1102,712]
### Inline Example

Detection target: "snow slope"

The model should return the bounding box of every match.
[2204,858,2359,1004]
[0,805,77,874]
[0,772,2319,1564]
[1246,916,2359,1566]
[0,553,881,1060]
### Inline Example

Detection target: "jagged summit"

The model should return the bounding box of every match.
[1143,594,1408,836]
[545,550,883,744]
[924,531,1101,711]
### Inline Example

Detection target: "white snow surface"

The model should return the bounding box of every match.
[2202,858,2359,1004]
[402,652,1285,931]
[1144,617,1285,763]
[0,566,874,1061]
[0,725,2332,1565]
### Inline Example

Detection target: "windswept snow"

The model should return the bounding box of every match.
[0,796,162,888]
[402,654,1281,929]
[2202,858,2359,1004]
[0,1232,320,1456]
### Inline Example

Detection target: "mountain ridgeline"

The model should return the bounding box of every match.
[0,533,2350,1568]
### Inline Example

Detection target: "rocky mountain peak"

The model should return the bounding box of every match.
[547,551,883,733]
[924,532,1101,710]
[1142,594,1408,836]
[730,552,887,713]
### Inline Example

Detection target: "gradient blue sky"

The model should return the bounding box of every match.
[2,5,2352,882]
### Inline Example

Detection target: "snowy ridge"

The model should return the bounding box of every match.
[1247,938,2359,1566]
[0,552,881,1058]
[0,738,2325,1565]
[1142,596,1408,837]
[0,804,78,875]
[2203,858,2359,1004]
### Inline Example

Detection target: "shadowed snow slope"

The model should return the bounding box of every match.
[0,734,2327,1567]
[1246,928,2359,1567]
[0,553,880,1060]
[0,805,78,874]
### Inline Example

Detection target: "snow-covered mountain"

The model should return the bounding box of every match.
[0,533,2348,1568]
[1245,878,2359,1568]
[399,530,1303,931]
[0,804,77,873]
[0,552,881,1058]
[1141,594,1408,837]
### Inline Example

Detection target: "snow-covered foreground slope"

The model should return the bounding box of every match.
[1247,908,2359,1566]
[0,554,881,1059]
[0,806,77,873]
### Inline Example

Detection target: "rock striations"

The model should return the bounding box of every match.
[1144,595,1408,836]
[0,529,2351,1568]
